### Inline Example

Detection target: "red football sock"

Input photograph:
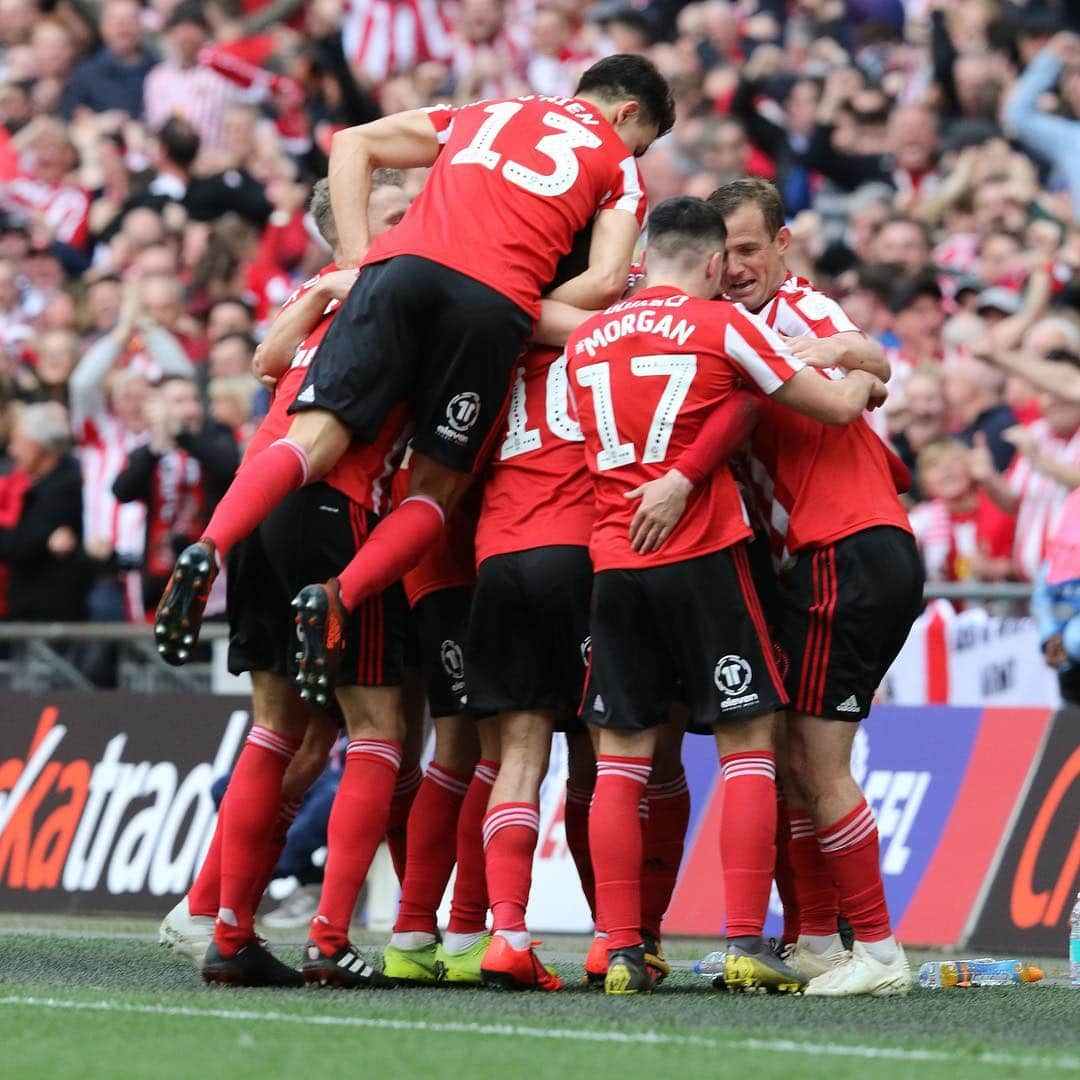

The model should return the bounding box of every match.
[385,764,423,885]
[590,756,651,952]
[483,802,540,933]
[310,739,402,952]
[719,751,777,939]
[248,798,301,913]
[564,783,595,921]
[447,759,498,934]
[817,799,891,942]
[214,726,300,955]
[203,438,310,561]
[337,496,445,612]
[788,808,839,936]
[774,793,801,944]
[394,764,470,934]
[188,804,224,918]
[641,770,690,941]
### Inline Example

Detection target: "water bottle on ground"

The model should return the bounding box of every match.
[1070,892,1080,987]
[917,959,1043,989]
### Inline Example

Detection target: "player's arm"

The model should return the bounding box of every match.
[772,366,887,425]
[783,330,891,381]
[625,391,762,554]
[253,269,359,379]
[544,209,640,310]
[532,298,593,347]
[329,110,442,267]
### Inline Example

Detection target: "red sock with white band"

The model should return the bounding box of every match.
[203,438,310,562]
[788,808,840,937]
[393,764,471,935]
[641,770,690,941]
[816,799,892,944]
[718,751,777,939]
[590,756,652,953]
[214,725,301,955]
[484,802,541,947]
[337,496,445,612]
[310,739,402,953]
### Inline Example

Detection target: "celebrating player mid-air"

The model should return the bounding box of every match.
[154,56,674,706]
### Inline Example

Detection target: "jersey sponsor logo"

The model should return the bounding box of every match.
[437,392,481,445]
[714,655,752,696]
[440,639,465,682]
[836,694,861,713]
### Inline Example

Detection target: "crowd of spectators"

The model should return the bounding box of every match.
[2,0,1080,642]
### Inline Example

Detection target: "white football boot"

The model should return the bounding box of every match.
[783,935,851,981]
[158,896,215,967]
[803,940,912,997]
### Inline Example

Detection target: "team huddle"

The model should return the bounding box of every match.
[155,54,924,999]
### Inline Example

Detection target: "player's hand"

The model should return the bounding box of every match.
[320,267,360,301]
[781,335,843,369]
[625,469,694,555]
[865,373,888,411]
[1043,633,1068,669]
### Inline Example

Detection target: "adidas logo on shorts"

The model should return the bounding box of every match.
[592,694,606,714]
[836,695,861,714]
[297,385,315,404]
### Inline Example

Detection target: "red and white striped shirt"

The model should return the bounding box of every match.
[79,415,148,564]
[342,0,455,87]
[143,62,240,152]
[3,176,90,247]
[1008,419,1080,581]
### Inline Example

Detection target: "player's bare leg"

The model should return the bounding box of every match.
[707,712,805,994]
[478,709,562,991]
[590,725,659,995]
[293,454,473,704]
[386,707,481,985]
[303,684,404,988]
[787,713,911,997]
[199,673,317,987]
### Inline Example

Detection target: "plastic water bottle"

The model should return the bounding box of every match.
[917,959,1043,988]
[1070,892,1080,987]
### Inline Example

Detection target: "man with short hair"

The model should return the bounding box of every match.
[61,0,156,119]
[631,178,921,997]
[570,195,887,996]
[156,56,674,705]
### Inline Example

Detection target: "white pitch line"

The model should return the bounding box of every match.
[0,995,1078,1072]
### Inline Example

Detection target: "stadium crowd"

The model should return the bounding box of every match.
[1,0,1080,628]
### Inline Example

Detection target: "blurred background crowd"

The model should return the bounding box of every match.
[2,0,1080,644]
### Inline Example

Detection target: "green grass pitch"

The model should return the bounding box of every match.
[0,915,1077,1080]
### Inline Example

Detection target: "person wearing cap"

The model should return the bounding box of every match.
[883,272,945,393]
[143,1,240,152]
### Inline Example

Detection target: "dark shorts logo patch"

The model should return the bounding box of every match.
[446,392,481,433]
[714,655,752,697]
[440,639,465,681]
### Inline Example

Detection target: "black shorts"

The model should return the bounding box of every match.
[231,482,408,687]
[466,546,592,724]
[226,528,291,679]
[774,526,925,721]
[404,585,472,718]
[582,543,787,733]
[288,255,532,475]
